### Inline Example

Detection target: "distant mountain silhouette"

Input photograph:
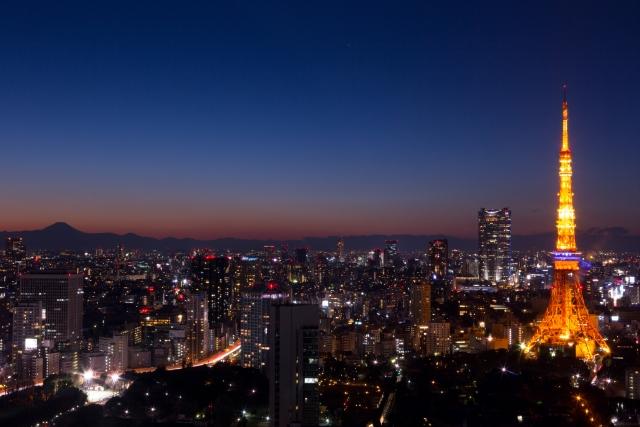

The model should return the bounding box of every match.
[0,223,637,253]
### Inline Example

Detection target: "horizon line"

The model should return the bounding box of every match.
[0,221,635,243]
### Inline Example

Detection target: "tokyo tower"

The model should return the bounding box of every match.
[524,86,610,363]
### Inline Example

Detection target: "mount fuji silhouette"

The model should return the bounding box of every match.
[0,222,637,253]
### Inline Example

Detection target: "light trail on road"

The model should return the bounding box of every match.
[132,341,241,373]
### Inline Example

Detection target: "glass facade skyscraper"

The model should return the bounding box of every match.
[478,208,512,284]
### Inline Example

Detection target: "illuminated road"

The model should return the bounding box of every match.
[132,341,241,373]
[0,342,241,398]
[0,382,42,397]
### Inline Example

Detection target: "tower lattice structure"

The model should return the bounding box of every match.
[525,86,610,362]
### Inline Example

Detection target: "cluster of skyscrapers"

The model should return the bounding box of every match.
[181,252,322,426]
[0,203,522,426]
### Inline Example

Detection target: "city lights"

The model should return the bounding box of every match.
[83,370,94,382]
[0,2,635,423]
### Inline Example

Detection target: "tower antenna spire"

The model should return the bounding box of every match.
[561,83,569,150]
[525,86,610,368]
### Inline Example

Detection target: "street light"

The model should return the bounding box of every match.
[83,370,94,382]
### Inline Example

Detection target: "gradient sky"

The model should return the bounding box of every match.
[0,1,638,239]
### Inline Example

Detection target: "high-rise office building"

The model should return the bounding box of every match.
[5,237,26,263]
[191,254,232,329]
[16,351,44,385]
[184,291,209,364]
[230,255,262,325]
[418,322,451,356]
[292,248,310,285]
[19,272,83,345]
[268,303,319,427]
[207,256,231,328]
[428,239,448,279]
[99,332,129,373]
[12,302,43,354]
[190,253,208,290]
[336,238,345,263]
[410,280,431,326]
[449,249,463,276]
[44,351,61,377]
[410,280,431,352]
[240,281,286,370]
[384,240,399,267]
[478,208,512,284]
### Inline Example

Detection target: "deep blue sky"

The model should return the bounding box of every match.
[0,1,638,239]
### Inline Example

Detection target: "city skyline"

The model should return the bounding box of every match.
[2,3,640,426]
[0,1,639,239]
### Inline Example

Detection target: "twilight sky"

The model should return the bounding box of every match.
[0,1,638,239]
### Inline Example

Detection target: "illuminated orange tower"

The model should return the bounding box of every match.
[525,85,610,363]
